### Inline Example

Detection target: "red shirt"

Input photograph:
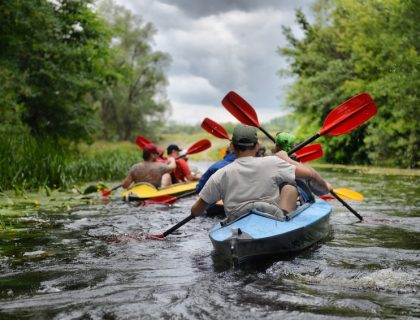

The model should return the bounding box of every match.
[156,156,168,163]
[172,158,191,183]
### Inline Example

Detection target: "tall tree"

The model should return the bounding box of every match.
[0,0,111,140]
[279,0,419,168]
[97,0,170,141]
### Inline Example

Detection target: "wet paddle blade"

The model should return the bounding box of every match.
[320,195,335,200]
[145,233,164,240]
[320,93,377,136]
[333,188,364,201]
[201,118,230,140]
[184,139,211,156]
[320,189,364,201]
[222,91,260,128]
[295,143,323,163]
[101,184,122,197]
[145,195,177,205]
[135,135,152,149]
[101,189,112,196]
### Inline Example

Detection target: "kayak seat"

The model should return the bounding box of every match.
[220,202,312,227]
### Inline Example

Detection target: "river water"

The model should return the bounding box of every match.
[0,162,419,319]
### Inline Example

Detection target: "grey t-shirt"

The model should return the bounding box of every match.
[199,156,295,217]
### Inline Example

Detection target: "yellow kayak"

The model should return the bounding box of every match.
[122,182,197,200]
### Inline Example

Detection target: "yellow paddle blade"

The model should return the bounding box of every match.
[333,188,364,201]
[219,147,227,159]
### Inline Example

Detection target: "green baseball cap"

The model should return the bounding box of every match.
[232,125,258,147]
[275,132,296,152]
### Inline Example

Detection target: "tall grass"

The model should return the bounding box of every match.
[0,134,140,191]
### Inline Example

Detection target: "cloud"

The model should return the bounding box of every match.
[169,101,288,125]
[113,0,310,124]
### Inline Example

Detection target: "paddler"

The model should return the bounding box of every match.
[191,124,331,221]
[166,144,202,184]
[122,143,176,189]
[195,144,236,194]
[275,132,330,203]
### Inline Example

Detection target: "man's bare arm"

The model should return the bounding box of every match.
[191,197,209,217]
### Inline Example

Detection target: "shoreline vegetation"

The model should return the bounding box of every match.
[2,133,419,194]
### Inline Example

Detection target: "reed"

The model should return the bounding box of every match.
[0,134,140,191]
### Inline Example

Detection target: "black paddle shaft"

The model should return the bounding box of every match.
[288,133,321,155]
[163,215,195,237]
[330,190,363,221]
[259,127,276,143]
[175,190,197,200]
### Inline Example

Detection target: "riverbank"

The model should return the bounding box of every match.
[2,131,419,194]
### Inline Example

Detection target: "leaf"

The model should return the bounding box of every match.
[45,185,52,197]
[83,185,99,195]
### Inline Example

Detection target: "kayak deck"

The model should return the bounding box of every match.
[209,199,332,264]
[122,181,197,200]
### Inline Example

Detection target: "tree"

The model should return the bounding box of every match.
[279,0,419,168]
[97,0,171,141]
[0,0,111,141]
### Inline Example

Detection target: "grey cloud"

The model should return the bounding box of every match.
[113,0,312,123]
[157,0,310,18]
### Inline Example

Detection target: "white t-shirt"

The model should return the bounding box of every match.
[199,156,295,217]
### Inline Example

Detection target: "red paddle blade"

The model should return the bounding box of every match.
[295,143,323,163]
[320,195,335,200]
[145,233,164,240]
[201,118,230,140]
[101,189,112,196]
[145,195,177,205]
[135,135,152,149]
[320,93,377,136]
[184,139,211,156]
[222,91,260,128]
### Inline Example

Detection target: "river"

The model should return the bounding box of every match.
[0,162,419,319]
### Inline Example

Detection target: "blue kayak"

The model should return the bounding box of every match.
[208,199,332,264]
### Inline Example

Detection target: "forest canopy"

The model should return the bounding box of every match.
[279,0,419,168]
[0,0,169,142]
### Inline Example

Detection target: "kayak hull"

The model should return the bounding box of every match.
[209,199,331,264]
[122,182,197,200]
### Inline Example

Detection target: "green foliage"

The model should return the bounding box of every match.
[0,0,111,141]
[96,0,170,141]
[0,133,139,191]
[279,0,419,168]
[264,115,296,134]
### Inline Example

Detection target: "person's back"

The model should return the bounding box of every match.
[205,155,294,216]
[191,124,331,221]
[122,143,176,189]
[195,150,236,193]
[127,161,171,188]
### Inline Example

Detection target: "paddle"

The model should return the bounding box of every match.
[137,135,211,158]
[101,184,122,197]
[175,139,211,159]
[135,135,153,149]
[222,91,377,152]
[221,92,276,142]
[127,190,197,205]
[319,188,364,201]
[222,91,376,221]
[201,117,323,163]
[201,117,230,140]
[145,215,195,239]
[294,143,323,163]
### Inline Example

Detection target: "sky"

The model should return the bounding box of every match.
[113,0,312,124]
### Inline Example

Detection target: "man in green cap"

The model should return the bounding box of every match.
[191,124,331,221]
[275,132,331,203]
[275,132,296,154]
